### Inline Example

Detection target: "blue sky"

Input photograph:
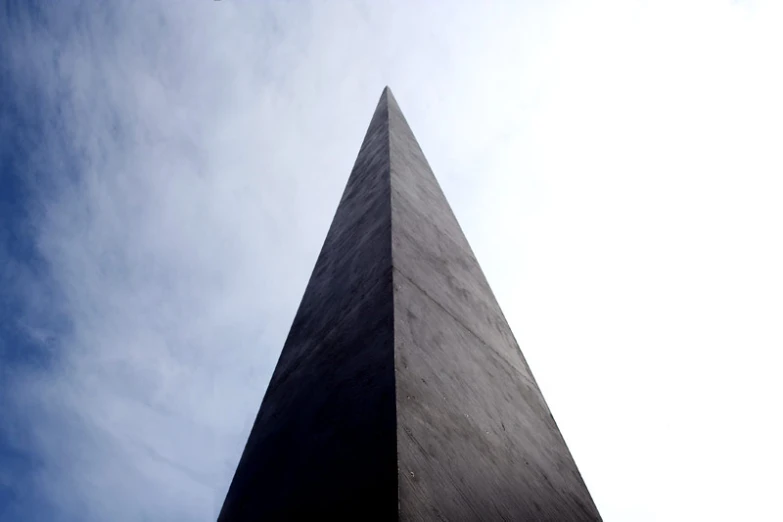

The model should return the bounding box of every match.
[1,4,72,519]
[2,1,783,520]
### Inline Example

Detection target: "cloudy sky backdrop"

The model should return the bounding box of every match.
[1,0,782,520]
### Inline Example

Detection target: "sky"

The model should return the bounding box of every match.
[1,0,782,520]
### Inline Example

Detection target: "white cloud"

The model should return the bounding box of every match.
[4,0,782,520]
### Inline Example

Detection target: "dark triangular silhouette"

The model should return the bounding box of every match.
[218,88,601,521]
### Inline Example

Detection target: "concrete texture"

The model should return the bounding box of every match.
[218,88,602,521]
[388,91,601,521]
[217,91,397,521]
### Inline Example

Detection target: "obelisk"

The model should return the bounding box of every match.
[218,88,601,521]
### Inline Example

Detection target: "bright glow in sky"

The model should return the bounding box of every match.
[1,1,781,521]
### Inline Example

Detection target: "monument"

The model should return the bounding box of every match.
[218,87,601,521]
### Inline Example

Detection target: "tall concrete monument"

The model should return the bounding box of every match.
[218,88,601,521]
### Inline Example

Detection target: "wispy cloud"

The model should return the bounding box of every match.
[1,1,782,521]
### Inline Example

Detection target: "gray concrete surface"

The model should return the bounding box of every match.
[218,88,602,521]
[388,89,601,521]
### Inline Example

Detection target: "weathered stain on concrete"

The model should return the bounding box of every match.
[218,87,602,521]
